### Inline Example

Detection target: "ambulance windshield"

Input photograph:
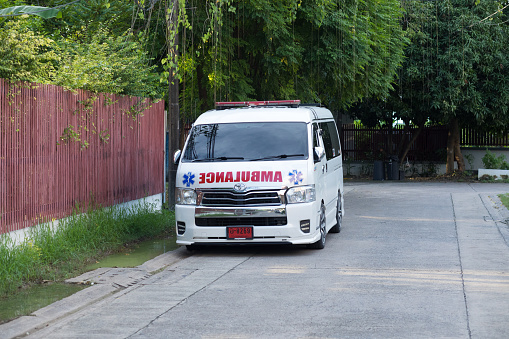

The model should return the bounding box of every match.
[182,122,308,162]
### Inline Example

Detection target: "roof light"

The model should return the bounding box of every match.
[215,100,301,109]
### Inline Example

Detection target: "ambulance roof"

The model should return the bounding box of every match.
[194,105,333,125]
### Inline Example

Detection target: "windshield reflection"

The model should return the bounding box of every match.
[183,122,308,162]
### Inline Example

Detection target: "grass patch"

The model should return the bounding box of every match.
[0,201,175,298]
[499,193,509,210]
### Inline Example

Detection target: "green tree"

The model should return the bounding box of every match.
[2,0,408,121]
[348,0,509,172]
[0,1,163,98]
[23,0,136,38]
[177,0,406,118]
[411,0,509,173]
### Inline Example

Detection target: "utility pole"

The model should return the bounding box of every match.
[167,0,179,210]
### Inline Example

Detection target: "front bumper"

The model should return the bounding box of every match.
[175,203,321,246]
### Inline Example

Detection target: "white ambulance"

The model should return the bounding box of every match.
[173,100,344,249]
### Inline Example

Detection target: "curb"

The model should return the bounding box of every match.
[0,248,189,339]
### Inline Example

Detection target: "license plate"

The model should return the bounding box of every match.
[227,226,253,240]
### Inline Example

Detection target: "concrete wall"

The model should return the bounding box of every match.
[461,148,509,170]
[344,148,509,177]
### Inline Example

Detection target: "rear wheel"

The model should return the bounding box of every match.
[308,204,326,249]
[330,193,342,233]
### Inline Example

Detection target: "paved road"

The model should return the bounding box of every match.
[2,181,509,339]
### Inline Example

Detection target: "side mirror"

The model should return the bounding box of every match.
[173,150,182,164]
[314,146,325,162]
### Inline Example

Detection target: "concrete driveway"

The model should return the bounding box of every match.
[2,181,509,339]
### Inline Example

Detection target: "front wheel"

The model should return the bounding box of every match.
[308,204,326,249]
[330,193,342,234]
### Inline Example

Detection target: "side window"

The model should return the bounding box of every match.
[319,121,341,160]
[319,122,334,160]
[312,124,317,148]
[327,121,341,158]
[312,123,320,162]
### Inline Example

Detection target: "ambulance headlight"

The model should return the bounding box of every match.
[176,188,197,205]
[286,185,316,204]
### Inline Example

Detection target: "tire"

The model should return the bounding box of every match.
[308,204,326,249]
[330,193,342,234]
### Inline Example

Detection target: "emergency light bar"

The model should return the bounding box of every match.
[215,100,301,110]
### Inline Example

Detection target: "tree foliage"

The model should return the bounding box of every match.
[346,0,509,170]
[176,0,406,117]
[0,4,61,19]
[0,0,162,98]
[1,0,407,115]
[0,19,57,82]
[404,0,509,173]
[419,0,509,132]
[54,28,160,97]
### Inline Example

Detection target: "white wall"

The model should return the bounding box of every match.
[461,148,509,170]
[343,148,509,177]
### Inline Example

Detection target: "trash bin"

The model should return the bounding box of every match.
[387,156,399,180]
[373,160,384,180]
[386,161,394,180]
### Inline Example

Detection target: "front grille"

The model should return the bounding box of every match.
[201,189,281,206]
[195,217,287,227]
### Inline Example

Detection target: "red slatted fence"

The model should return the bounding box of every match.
[0,79,165,235]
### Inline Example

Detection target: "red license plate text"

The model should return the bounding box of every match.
[227,227,253,240]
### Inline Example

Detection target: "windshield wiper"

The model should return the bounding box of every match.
[192,156,244,162]
[249,154,305,161]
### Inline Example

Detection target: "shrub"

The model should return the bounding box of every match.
[482,149,508,169]
[0,201,174,297]
[0,18,162,98]
[0,19,57,83]
[54,28,162,98]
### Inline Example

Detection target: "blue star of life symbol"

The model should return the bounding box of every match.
[289,170,303,185]
[183,172,195,187]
